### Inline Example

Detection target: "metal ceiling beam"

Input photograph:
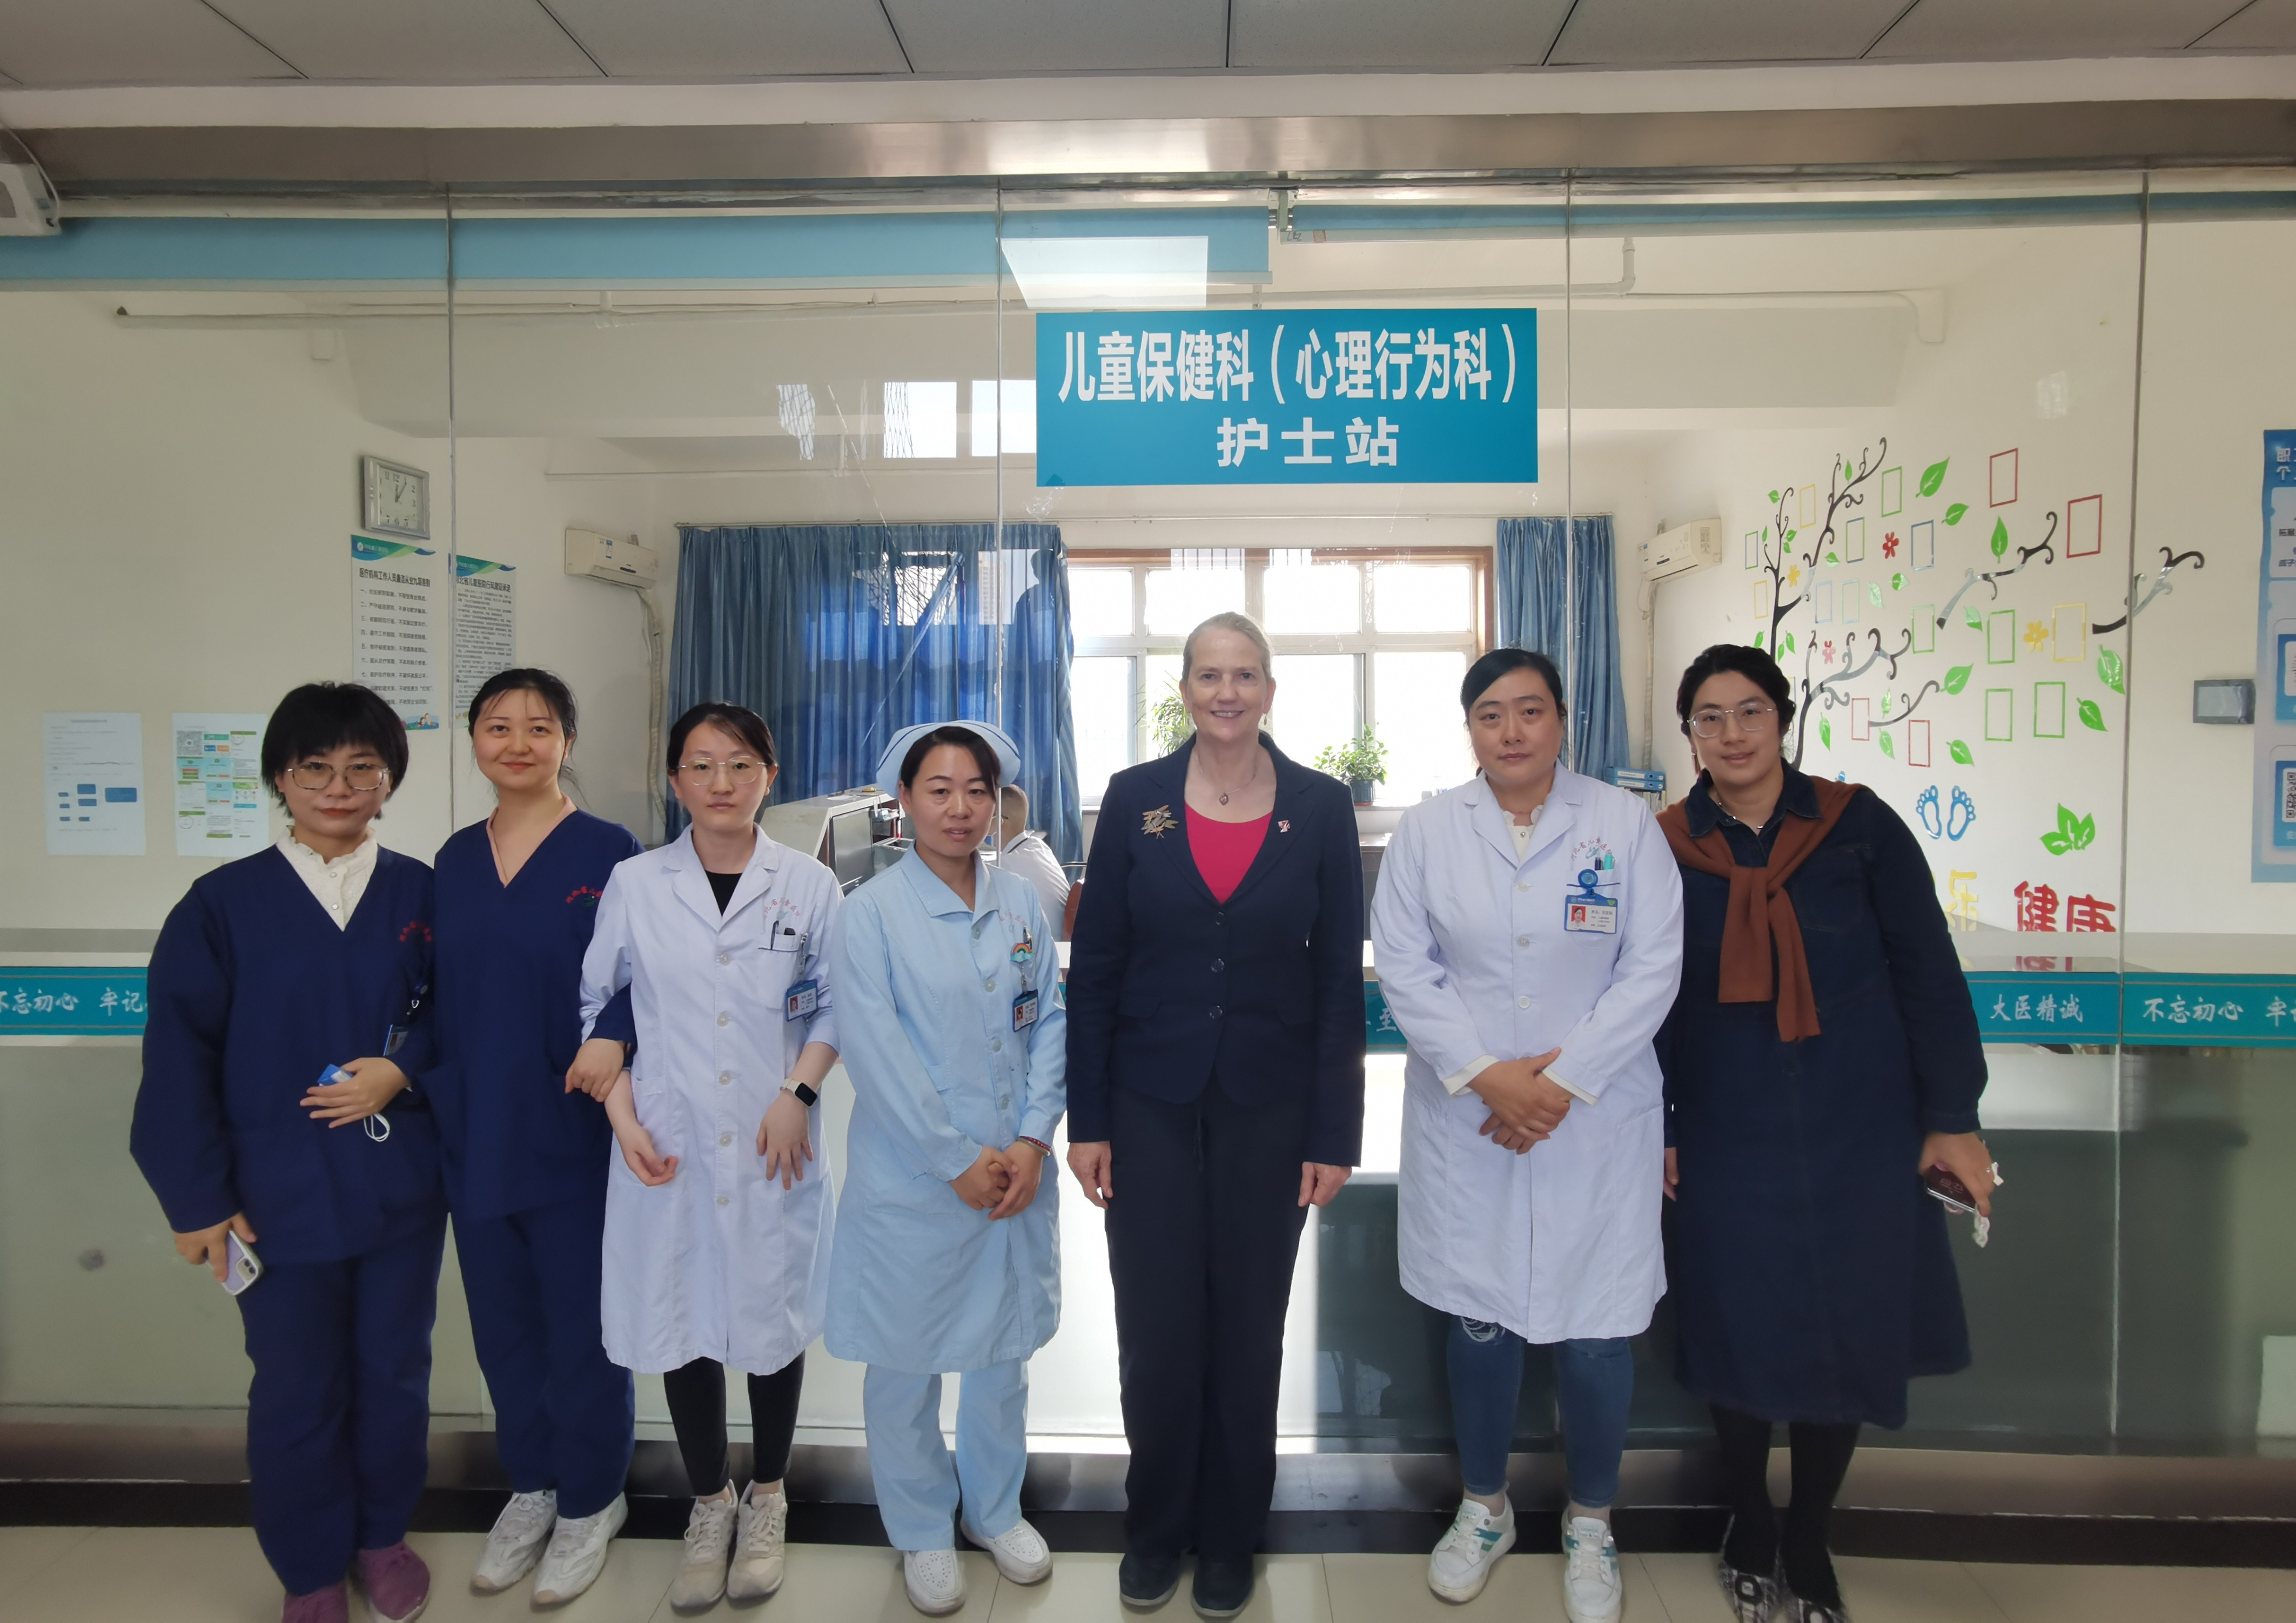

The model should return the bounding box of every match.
[19,100,2296,199]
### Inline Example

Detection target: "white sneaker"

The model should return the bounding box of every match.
[903,1548,967,1617]
[667,1490,739,1612]
[470,1489,555,1593]
[726,1482,789,1602]
[1562,1515,1624,1623]
[532,1493,627,1606]
[962,1515,1052,1584]
[1428,1497,1516,1602]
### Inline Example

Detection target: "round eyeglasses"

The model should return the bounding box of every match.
[1689,702,1777,739]
[286,760,388,792]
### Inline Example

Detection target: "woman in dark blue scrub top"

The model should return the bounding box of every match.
[428,669,643,1605]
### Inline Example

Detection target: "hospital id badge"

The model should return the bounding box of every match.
[784,978,819,1022]
[1564,895,1618,934]
[1011,989,1039,1032]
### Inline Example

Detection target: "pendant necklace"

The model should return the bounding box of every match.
[1204,752,1260,806]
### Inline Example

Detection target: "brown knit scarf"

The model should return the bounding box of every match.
[1657,775,1861,1041]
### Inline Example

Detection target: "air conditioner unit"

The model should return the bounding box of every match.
[565,528,659,589]
[0,157,59,237]
[1641,518,1724,582]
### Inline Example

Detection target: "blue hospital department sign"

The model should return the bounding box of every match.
[1035,309,1537,487]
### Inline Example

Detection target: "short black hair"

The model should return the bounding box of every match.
[668,702,776,774]
[1461,646,1567,718]
[1676,643,1797,732]
[261,683,408,806]
[468,667,578,737]
[899,725,1002,793]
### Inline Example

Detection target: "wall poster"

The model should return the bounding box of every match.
[351,534,440,730]
[42,712,144,856]
[2258,432,2296,881]
[172,712,267,858]
[451,554,518,715]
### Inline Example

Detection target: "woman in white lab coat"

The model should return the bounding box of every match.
[827,722,1064,1618]
[1370,649,1683,1623]
[572,701,842,1613]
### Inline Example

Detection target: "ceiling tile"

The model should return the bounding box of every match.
[2192,1,2296,49]
[1548,0,1909,66]
[1231,0,1574,69]
[207,0,601,81]
[1871,0,2247,58]
[0,0,297,84]
[546,0,908,76]
[882,0,1224,73]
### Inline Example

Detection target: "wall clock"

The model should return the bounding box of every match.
[361,455,429,540]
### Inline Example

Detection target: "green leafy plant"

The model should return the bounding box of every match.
[1919,458,1950,497]
[1313,731,1389,786]
[1949,739,1974,765]
[1942,664,1972,695]
[2078,698,2107,732]
[1990,516,2009,559]
[1149,683,1194,756]
[2040,804,2097,856]
[2097,646,2125,694]
[1945,502,1969,526]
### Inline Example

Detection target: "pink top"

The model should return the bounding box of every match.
[1187,807,1270,904]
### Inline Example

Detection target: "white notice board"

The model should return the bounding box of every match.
[452,555,518,715]
[43,712,145,856]
[351,534,441,730]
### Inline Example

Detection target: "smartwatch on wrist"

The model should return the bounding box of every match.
[786,1081,820,1108]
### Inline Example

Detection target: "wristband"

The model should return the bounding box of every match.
[785,1081,820,1108]
[1017,1135,1050,1155]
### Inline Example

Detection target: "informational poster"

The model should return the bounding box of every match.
[452,554,518,715]
[2258,433,2296,881]
[42,712,145,856]
[1035,308,1536,486]
[172,712,267,858]
[351,534,440,730]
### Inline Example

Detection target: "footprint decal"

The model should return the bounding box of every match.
[1915,785,1943,840]
[1946,786,1977,841]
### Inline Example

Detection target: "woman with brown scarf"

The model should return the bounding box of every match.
[1654,644,1997,1623]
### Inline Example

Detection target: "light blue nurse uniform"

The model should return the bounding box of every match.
[827,846,1066,1551]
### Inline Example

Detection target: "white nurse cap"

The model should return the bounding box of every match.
[875,720,1023,798]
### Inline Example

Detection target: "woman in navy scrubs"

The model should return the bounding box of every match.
[429,669,642,1604]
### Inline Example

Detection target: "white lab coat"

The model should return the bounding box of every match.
[992,830,1071,930]
[579,826,842,1375]
[1371,768,1684,1345]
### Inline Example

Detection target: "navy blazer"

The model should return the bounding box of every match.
[1065,737,1366,1166]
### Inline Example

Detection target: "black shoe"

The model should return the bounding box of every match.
[1718,1553,1782,1623]
[1780,1577,1850,1623]
[1190,1555,1254,1619]
[1119,1551,1183,1611]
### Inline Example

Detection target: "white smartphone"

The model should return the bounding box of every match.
[223,1230,263,1296]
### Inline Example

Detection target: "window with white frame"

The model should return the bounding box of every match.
[1068,549,1486,806]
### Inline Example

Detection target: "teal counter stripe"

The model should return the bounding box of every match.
[0,967,150,1037]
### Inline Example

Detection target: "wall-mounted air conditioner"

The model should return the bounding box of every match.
[565,528,659,589]
[1641,518,1724,582]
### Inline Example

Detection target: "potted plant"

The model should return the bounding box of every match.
[1149,684,1194,757]
[1314,732,1388,806]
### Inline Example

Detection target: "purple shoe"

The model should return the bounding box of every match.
[355,1543,431,1623]
[280,1580,349,1623]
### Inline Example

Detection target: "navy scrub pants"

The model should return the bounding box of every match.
[454,1187,634,1518]
[1105,1081,1312,1564]
[235,1204,448,1596]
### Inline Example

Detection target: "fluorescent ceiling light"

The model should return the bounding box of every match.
[999,235,1209,311]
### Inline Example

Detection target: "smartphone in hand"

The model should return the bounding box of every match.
[223,1230,263,1296]
[1924,1164,1992,1248]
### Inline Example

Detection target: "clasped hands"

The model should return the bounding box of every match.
[1469,1047,1570,1156]
[951,1140,1045,1221]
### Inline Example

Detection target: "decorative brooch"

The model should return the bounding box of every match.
[1278,820,1292,834]
[1142,804,1178,838]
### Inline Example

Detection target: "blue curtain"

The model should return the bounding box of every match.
[1494,515,1632,784]
[668,523,1082,861]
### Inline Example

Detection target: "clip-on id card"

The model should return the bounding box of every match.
[1011,988,1039,1032]
[785,979,819,1021]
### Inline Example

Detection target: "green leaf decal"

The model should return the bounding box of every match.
[1881,693,1892,716]
[1785,528,1798,542]
[2042,831,2073,856]
[2074,813,2096,850]
[1826,551,1840,564]
[1949,739,1973,765]
[1869,583,1884,604]
[2041,804,2098,856]
[2078,698,2106,731]
[1754,631,1765,650]
[2098,646,2125,694]
[1783,632,1796,653]
[1966,607,1985,630]
[1942,665,1972,695]
[1990,517,2009,559]
[1918,459,1950,497]
[1820,717,1833,749]
[1891,571,1906,591]
[1769,490,1781,504]
[1945,503,1969,526]
[1878,730,1896,758]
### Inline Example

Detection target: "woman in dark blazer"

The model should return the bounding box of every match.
[1656,643,1997,1623]
[1066,611,1366,1620]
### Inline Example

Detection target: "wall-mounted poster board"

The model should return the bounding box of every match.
[2258,434,2296,881]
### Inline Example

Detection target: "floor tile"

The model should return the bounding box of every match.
[0,1525,100,1593]
[727,1543,1001,1623]
[1829,1558,2013,1623]
[1325,1548,1664,1622]
[405,1530,679,1622]
[1964,1560,2296,1623]
[997,1554,1327,1623]
[0,1526,281,1623]
[1634,1550,1735,1623]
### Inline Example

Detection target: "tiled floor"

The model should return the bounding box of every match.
[1,1526,2291,1621]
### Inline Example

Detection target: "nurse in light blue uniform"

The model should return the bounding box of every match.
[827,721,1066,1618]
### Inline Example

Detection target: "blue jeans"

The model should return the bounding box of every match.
[1448,1317,1634,1508]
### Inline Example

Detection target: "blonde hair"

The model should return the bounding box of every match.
[1181,611,1273,676]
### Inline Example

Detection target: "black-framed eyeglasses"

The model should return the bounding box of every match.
[287,760,388,792]
[1689,702,1777,739]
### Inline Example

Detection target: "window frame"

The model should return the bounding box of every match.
[1066,547,1493,807]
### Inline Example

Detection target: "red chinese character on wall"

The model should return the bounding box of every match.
[2065,893,2118,933]
[2013,881,2059,932]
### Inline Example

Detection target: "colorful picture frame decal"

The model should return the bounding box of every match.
[1990,448,2019,507]
[2066,494,2103,558]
